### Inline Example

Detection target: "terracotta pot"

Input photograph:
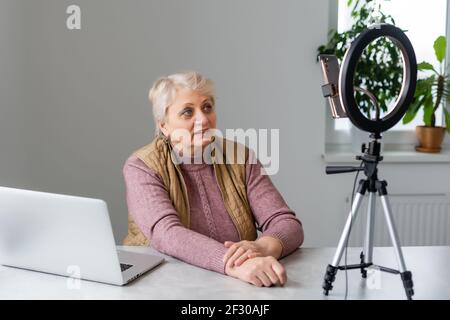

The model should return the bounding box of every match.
[415,126,446,153]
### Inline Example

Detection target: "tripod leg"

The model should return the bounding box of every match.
[361,191,376,278]
[378,182,414,300]
[323,179,367,295]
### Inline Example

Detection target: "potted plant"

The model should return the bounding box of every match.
[318,0,403,151]
[402,35,450,153]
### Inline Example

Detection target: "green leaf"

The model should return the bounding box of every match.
[423,94,434,126]
[444,108,450,133]
[434,36,446,63]
[403,106,418,124]
[417,62,437,73]
[414,77,434,98]
[403,95,425,124]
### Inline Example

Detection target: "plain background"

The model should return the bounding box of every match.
[1,0,449,247]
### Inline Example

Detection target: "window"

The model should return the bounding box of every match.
[329,0,448,141]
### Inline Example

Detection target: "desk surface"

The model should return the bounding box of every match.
[1,246,449,300]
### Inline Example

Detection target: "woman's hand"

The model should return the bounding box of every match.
[225,256,287,287]
[222,237,284,268]
[222,240,264,268]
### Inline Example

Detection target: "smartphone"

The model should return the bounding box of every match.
[318,55,347,118]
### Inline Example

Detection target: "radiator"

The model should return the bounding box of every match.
[344,194,450,246]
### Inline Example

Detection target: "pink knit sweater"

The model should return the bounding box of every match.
[123,150,304,274]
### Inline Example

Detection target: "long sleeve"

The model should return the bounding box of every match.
[246,152,304,258]
[123,155,228,274]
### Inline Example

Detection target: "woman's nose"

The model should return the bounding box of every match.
[194,113,209,126]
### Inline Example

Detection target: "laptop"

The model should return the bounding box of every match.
[0,186,164,286]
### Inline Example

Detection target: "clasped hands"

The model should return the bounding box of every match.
[222,236,287,287]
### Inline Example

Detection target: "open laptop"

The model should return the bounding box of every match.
[0,186,164,286]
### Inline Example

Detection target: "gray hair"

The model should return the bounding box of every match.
[148,71,216,136]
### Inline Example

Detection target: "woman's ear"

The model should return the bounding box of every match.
[158,121,169,137]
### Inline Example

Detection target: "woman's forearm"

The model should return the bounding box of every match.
[261,217,304,258]
[150,219,228,274]
[245,158,304,259]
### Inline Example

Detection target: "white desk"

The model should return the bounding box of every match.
[1,246,449,299]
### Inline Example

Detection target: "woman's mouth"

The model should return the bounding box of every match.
[193,128,209,136]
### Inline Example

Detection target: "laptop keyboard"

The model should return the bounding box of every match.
[120,263,133,272]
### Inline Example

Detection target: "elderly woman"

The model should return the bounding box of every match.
[122,71,304,287]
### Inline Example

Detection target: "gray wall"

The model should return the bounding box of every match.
[0,1,29,187]
[1,0,448,248]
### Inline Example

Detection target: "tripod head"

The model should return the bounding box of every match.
[326,132,383,180]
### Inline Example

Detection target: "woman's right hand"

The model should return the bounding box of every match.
[225,256,287,287]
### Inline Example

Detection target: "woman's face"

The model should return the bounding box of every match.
[159,87,217,154]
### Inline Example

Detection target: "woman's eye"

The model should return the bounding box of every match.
[181,109,193,117]
[203,104,213,112]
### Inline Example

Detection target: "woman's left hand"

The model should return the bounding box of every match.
[222,240,265,268]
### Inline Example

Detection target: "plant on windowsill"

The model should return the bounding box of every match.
[402,36,450,153]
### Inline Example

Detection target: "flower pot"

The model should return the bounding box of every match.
[415,126,446,153]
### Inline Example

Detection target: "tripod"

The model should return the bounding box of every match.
[322,133,414,300]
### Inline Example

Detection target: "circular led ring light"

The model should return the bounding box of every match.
[339,24,417,133]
